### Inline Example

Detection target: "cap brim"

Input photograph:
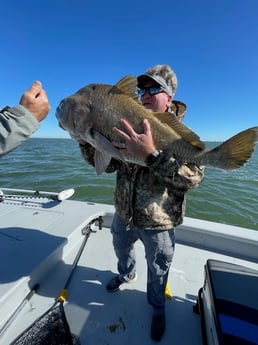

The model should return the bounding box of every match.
[137,74,172,96]
[137,74,156,88]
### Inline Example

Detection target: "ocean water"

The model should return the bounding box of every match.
[0,138,257,230]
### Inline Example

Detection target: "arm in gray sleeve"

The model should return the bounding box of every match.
[0,105,40,156]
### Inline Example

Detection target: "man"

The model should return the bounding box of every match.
[0,80,50,156]
[80,64,204,341]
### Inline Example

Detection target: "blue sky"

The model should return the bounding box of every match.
[1,0,257,141]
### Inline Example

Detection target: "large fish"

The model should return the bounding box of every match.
[56,75,258,175]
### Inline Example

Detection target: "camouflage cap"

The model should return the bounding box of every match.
[137,64,178,96]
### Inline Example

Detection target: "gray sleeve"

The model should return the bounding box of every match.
[0,105,40,156]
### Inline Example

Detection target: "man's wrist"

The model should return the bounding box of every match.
[145,149,163,165]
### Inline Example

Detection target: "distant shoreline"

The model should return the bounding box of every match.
[31,137,227,144]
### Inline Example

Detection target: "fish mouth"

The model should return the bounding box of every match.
[55,102,82,141]
[55,105,65,129]
[55,105,62,120]
[55,103,74,132]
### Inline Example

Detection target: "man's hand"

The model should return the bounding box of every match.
[112,118,156,160]
[20,81,50,121]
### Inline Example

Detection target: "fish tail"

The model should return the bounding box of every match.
[208,127,258,169]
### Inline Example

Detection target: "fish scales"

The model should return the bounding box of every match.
[56,75,258,175]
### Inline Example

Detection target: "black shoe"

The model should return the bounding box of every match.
[151,313,166,341]
[106,275,124,292]
[106,274,137,292]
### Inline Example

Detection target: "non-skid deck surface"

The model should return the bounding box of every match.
[63,227,257,345]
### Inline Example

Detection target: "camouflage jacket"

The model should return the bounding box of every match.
[79,101,204,230]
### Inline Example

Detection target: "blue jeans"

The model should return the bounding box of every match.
[111,212,175,315]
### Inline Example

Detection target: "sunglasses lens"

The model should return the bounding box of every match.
[149,87,161,95]
[138,89,145,96]
[138,87,162,97]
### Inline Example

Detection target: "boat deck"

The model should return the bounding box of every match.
[0,191,257,345]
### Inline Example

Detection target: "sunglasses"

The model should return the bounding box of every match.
[138,86,164,97]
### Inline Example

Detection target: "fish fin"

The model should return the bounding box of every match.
[90,129,126,174]
[208,126,258,169]
[154,112,205,149]
[111,75,139,102]
[94,150,112,175]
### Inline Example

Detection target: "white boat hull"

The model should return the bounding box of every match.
[0,189,257,344]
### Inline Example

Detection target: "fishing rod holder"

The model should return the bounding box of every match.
[81,216,104,236]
